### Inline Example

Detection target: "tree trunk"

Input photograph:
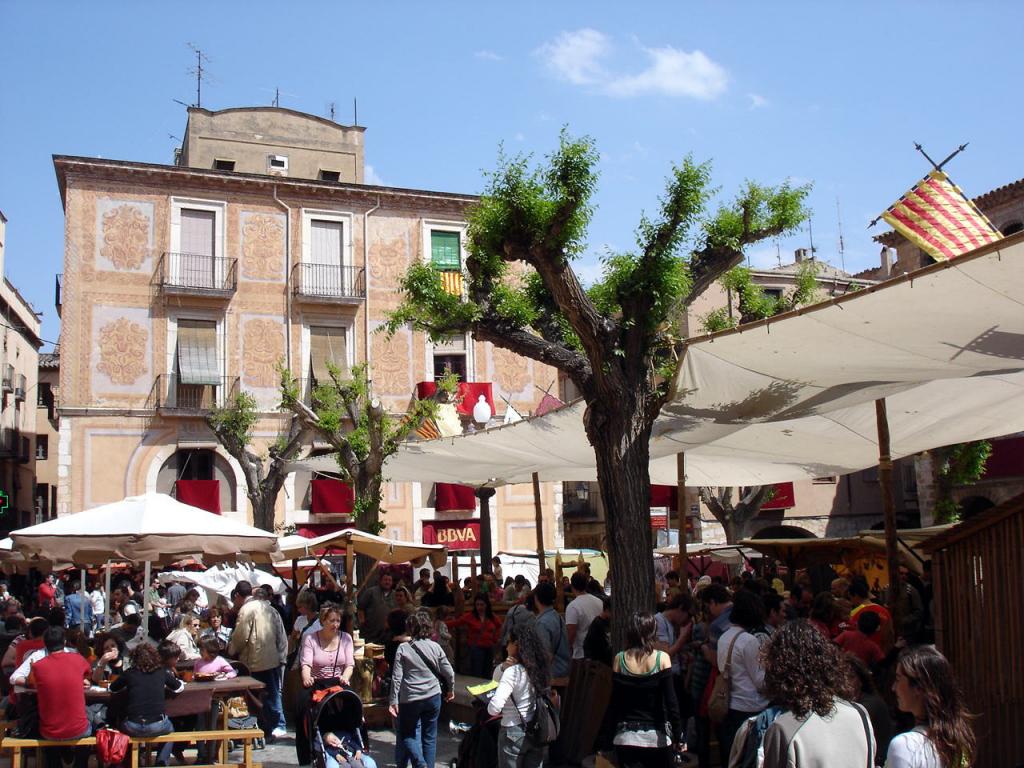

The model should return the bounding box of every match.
[250,493,277,533]
[586,397,657,649]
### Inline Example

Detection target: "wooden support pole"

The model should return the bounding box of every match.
[345,542,355,603]
[532,472,546,576]
[677,453,686,559]
[476,487,496,574]
[875,398,904,635]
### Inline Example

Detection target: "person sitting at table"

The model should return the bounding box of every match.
[166,614,201,661]
[295,604,354,765]
[91,634,128,684]
[199,607,232,652]
[110,642,185,767]
[29,627,93,768]
[158,640,182,672]
[194,637,237,679]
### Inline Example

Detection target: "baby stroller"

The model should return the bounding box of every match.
[308,687,374,768]
[451,699,501,768]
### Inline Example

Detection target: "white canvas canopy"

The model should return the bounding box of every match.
[294,233,1024,487]
[276,528,448,568]
[158,564,286,600]
[10,493,280,565]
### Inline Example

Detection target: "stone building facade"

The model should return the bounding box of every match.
[0,211,43,532]
[52,106,561,552]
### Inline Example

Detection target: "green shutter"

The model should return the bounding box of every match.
[430,231,461,270]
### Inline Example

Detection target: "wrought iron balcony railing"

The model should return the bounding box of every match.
[157,252,237,296]
[292,263,365,302]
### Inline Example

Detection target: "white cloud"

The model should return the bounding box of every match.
[536,30,728,101]
[364,164,385,186]
[747,93,768,110]
[475,50,502,61]
[606,45,728,99]
[514,132,526,142]
[536,28,610,86]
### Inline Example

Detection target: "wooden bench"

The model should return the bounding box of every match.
[2,728,264,768]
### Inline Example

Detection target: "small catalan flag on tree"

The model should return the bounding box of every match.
[879,170,1002,261]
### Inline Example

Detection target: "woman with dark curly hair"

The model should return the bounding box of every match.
[887,645,974,768]
[756,620,874,768]
[487,617,551,768]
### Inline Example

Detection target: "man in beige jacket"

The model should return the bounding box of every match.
[228,581,288,739]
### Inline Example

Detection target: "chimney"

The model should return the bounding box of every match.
[880,246,893,278]
[794,248,807,263]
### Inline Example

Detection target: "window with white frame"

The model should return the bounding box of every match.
[166,313,225,409]
[430,334,470,383]
[169,198,226,288]
[301,210,353,296]
[308,325,349,386]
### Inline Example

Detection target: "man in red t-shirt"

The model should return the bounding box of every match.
[835,610,885,668]
[848,579,893,650]
[29,627,91,767]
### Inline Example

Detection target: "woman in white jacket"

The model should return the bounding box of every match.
[488,617,551,768]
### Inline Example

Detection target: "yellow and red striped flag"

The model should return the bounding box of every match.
[439,270,463,297]
[880,170,1002,261]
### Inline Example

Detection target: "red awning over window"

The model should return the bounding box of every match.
[422,519,480,550]
[761,482,796,510]
[310,479,355,515]
[435,483,477,512]
[175,480,221,514]
[416,381,495,417]
[649,485,678,511]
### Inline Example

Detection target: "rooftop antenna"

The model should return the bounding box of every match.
[836,196,846,272]
[186,43,210,108]
[327,101,336,122]
[807,217,817,259]
[273,87,280,108]
[353,97,358,127]
[775,240,782,267]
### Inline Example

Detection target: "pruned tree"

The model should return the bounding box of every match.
[207,392,309,532]
[698,485,776,543]
[933,440,993,523]
[700,260,820,332]
[281,363,456,542]
[384,131,809,643]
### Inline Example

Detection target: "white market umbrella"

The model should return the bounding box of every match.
[10,493,280,565]
[11,494,280,637]
[277,529,447,568]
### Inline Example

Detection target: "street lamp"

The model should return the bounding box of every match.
[472,396,496,573]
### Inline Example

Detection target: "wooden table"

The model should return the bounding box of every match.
[21,675,267,704]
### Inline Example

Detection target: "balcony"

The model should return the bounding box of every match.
[156,252,237,298]
[0,428,16,457]
[292,263,365,304]
[14,375,26,402]
[152,374,239,415]
[1,366,12,394]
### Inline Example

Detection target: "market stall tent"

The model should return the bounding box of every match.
[293,232,1024,487]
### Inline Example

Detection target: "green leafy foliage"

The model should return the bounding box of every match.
[935,440,993,523]
[701,260,821,333]
[208,391,260,445]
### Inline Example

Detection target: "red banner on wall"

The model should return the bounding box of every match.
[422,519,481,550]
[175,480,221,514]
[761,482,796,510]
[435,483,477,512]
[310,479,355,515]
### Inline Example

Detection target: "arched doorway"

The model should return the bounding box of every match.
[156,448,237,513]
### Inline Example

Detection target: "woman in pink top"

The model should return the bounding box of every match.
[296,605,354,765]
[194,637,237,678]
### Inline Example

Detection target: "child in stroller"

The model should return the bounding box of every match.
[308,686,376,768]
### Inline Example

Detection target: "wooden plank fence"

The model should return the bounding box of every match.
[921,493,1024,768]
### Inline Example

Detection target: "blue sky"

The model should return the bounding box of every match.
[2,1,1021,348]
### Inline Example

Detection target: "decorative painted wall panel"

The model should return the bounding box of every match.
[95,200,154,272]
[239,212,286,281]
[91,306,152,396]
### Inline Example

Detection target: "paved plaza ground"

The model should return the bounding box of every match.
[254,723,461,768]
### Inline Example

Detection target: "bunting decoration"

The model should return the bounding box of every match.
[879,170,1002,261]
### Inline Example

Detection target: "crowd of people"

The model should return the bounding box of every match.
[0,554,976,768]
[576,567,974,768]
